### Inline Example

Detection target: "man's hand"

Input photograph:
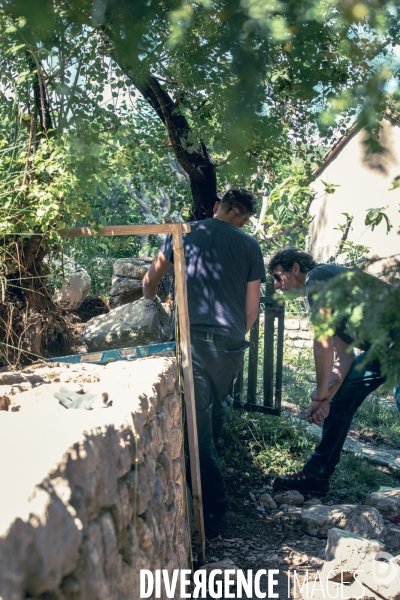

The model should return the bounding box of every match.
[142,251,172,300]
[306,398,330,424]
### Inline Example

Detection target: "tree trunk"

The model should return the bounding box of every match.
[105,39,218,220]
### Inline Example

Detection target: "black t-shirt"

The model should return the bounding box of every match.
[160,218,266,340]
[305,263,380,350]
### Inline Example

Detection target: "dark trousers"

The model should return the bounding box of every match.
[188,329,248,522]
[304,352,385,482]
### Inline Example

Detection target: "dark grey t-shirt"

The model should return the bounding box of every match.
[305,263,377,350]
[160,218,266,340]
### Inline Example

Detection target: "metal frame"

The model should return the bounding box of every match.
[233,286,285,416]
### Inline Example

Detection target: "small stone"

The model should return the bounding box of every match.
[273,490,304,506]
[249,492,256,502]
[259,493,277,510]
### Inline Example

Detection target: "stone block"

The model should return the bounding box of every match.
[302,505,355,538]
[299,318,311,330]
[285,318,300,330]
[325,528,384,570]
[273,490,304,506]
[293,340,307,349]
[345,505,385,540]
[297,330,314,340]
[363,487,400,518]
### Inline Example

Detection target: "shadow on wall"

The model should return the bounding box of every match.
[310,192,328,250]
[360,120,398,177]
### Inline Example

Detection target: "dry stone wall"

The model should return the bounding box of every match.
[0,357,189,600]
[284,317,313,349]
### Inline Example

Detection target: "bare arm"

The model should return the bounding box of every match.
[313,336,335,401]
[245,279,261,333]
[142,251,172,301]
[328,336,355,398]
[307,335,355,424]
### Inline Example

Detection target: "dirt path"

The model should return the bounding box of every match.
[202,469,326,599]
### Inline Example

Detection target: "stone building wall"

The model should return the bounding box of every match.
[284,317,313,349]
[0,357,189,600]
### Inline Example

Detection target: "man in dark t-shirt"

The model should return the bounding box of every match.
[267,248,393,496]
[143,189,266,535]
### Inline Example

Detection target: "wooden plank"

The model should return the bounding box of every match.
[64,223,191,237]
[171,223,205,565]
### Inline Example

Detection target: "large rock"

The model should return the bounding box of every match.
[381,524,400,555]
[325,528,384,570]
[109,277,144,308]
[358,556,400,600]
[83,299,163,351]
[109,258,152,308]
[345,505,385,540]
[301,505,355,538]
[55,270,91,310]
[363,487,400,518]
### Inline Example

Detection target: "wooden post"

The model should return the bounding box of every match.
[171,224,206,565]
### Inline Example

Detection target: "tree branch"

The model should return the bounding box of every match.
[255,193,315,242]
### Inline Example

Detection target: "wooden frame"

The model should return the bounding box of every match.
[65,223,205,564]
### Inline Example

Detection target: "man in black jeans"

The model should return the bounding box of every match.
[143,189,265,535]
[268,248,397,496]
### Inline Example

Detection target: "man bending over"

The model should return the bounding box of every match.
[269,248,395,496]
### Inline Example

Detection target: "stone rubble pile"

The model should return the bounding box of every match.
[261,486,400,600]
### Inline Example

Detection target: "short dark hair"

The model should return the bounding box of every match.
[220,188,256,217]
[268,248,317,274]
